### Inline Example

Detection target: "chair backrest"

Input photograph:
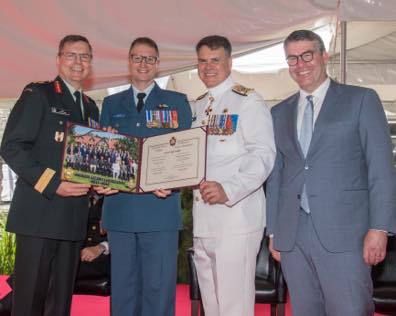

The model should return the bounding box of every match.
[74,277,111,296]
[255,237,271,280]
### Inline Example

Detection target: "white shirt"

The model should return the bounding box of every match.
[191,76,276,237]
[131,82,155,106]
[296,77,330,138]
[61,77,84,117]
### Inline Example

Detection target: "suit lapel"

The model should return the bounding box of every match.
[308,80,341,157]
[145,83,161,110]
[120,86,135,114]
[284,93,304,157]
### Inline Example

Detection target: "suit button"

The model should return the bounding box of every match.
[195,196,200,202]
[92,225,96,230]
[87,237,92,241]
[297,194,301,199]
[304,165,309,170]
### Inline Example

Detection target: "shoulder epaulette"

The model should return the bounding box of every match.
[232,84,254,96]
[24,80,52,93]
[22,80,50,93]
[23,86,34,93]
[31,80,52,84]
[196,92,208,101]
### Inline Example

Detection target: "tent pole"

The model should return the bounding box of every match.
[340,20,347,84]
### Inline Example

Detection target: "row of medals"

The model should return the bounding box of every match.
[146,109,179,129]
[203,105,238,136]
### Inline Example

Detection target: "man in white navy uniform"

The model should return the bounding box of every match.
[191,35,276,316]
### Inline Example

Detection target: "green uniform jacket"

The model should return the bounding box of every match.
[0,76,99,241]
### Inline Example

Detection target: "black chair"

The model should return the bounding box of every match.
[372,235,396,315]
[0,275,111,316]
[187,234,287,316]
[74,277,111,296]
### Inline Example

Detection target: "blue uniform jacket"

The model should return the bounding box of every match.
[100,83,192,232]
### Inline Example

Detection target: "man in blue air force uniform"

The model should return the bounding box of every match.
[100,37,192,316]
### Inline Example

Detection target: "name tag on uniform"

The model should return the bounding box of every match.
[112,113,126,118]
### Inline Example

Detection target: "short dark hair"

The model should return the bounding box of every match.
[58,34,92,56]
[129,37,159,57]
[284,30,326,53]
[195,35,232,57]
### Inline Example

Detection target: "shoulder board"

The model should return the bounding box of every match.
[232,84,254,96]
[22,80,51,93]
[196,92,208,101]
[31,80,52,84]
[22,86,34,93]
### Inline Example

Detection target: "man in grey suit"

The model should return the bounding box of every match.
[266,29,396,316]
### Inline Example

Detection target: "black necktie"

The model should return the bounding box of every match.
[74,91,84,121]
[136,92,146,113]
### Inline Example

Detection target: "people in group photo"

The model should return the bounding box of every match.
[0,25,395,316]
[65,142,138,181]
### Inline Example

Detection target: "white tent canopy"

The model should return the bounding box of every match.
[1,0,396,101]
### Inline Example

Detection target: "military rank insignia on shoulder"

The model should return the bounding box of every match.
[196,92,208,101]
[23,80,51,93]
[232,84,254,96]
[32,80,51,84]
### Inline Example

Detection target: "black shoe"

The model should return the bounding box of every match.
[0,292,12,316]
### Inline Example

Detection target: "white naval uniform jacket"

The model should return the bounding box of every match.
[191,76,276,238]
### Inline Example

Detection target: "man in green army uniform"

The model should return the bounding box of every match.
[0,34,99,316]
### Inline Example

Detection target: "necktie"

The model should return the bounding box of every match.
[299,95,314,157]
[136,92,146,113]
[74,91,84,121]
[299,95,314,213]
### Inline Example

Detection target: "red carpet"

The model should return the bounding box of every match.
[0,276,387,315]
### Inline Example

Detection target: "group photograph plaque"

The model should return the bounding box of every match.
[61,123,207,193]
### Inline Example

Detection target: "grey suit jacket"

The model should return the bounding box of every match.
[266,80,396,252]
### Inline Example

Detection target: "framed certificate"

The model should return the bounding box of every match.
[61,123,206,193]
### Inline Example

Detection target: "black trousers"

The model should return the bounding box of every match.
[12,234,82,316]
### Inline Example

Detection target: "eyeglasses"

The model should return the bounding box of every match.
[286,50,315,66]
[130,54,158,65]
[61,52,92,62]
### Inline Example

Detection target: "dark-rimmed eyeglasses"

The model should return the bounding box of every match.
[286,50,315,66]
[130,54,158,65]
[61,52,92,62]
